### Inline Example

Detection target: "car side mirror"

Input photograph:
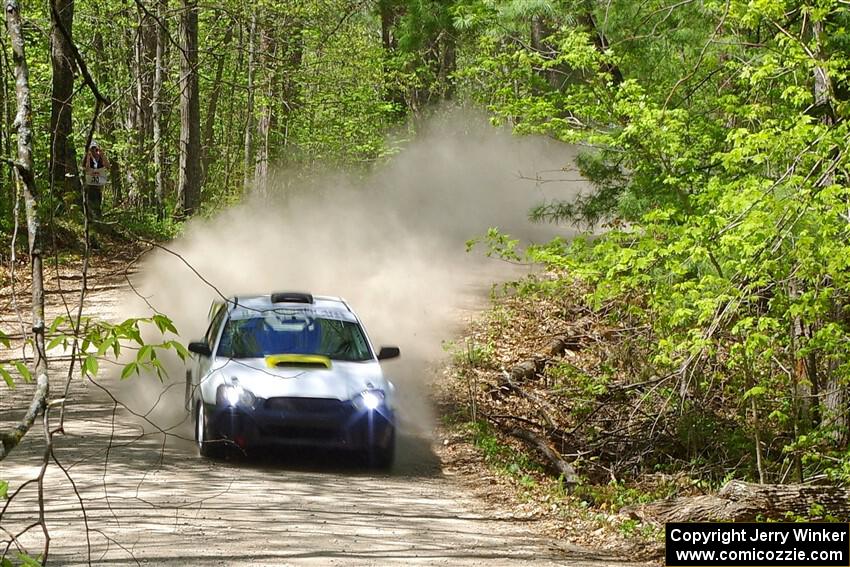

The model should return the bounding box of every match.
[377,346,400,361]
[188,341,212,357]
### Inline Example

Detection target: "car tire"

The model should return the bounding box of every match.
[196,402,224,459]
[368,427,395,469]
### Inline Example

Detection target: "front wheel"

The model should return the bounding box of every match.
[196,402,224,459]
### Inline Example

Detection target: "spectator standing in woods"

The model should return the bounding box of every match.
[82,141,110,220]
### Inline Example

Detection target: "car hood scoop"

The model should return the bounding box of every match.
[265,354,332,370]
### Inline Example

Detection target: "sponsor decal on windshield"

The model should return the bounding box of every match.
[230,307,356,322]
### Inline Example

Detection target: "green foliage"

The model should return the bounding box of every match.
[1,554,42,567]
[288,11,399,165]
[0,314,183,390]
[469,421,544,479]
[465,341,496,368]
[12,362,31,383]
[466,228,521,261]
[444,339,496,368]
[0,0,420,231]
[107,211,183,242]
[548,361,606,396]
[573,480,679,512]
[618,517,662,540]
[0,368,15,389]
[456,0,850,483]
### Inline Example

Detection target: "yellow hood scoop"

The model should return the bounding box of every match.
[265,354,332,370]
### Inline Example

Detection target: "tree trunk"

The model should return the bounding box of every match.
[152,0,168,219]
[1,0,49,461]
[0,32,11,220]
[221,21,243,194]
[788,279,811,481]
[530,15,544,53]
[122,24,138,199]
[201,22,232,185]
[242,11,257,194]
[253,23,275,198]
[92,23,124,205]
[133,7,156,206]
[629,480,850,523]
[128,10,144,205]
[812,19,834,120]
[278,19,302,172]
[379,0,398,52]
[811,18,846,446]
[530,15,560,90]
[49,0,81,203]
[176,0,201,217]
[575,12,622,85]
[439,31,456,100]
[378,0,405,115]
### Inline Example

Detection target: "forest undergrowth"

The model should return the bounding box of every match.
[438,260,849,553]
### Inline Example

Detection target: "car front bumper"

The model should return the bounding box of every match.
[202,397,395,451]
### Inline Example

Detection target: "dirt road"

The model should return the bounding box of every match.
[1,261,640,567]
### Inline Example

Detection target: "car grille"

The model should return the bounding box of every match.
[261,397,354,442]
[264,397,348,414]
[265,424,340,441]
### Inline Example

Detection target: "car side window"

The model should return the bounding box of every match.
[205,303,227,352]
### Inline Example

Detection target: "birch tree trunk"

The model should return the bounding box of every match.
[0,32,11,214]
[152,0,168,218]
[176,0,201,217]
[133,7,155,205]
[1,0,49,460]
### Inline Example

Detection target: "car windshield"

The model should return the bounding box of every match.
[216,311,372,362]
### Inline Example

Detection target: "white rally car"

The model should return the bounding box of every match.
[185,292,399,467]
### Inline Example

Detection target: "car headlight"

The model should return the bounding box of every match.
[216,382,257,408]
[353,389,385,411]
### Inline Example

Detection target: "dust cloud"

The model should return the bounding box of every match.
[116,112,585,454]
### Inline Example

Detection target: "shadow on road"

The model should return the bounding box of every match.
[200,432,442,479]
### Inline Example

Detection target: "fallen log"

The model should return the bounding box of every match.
[626,480,850,523]
[501,371,558,428]
[501,335,584,386]
[507,426,580,489]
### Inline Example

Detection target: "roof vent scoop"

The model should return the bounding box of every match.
[271,292,314,304]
